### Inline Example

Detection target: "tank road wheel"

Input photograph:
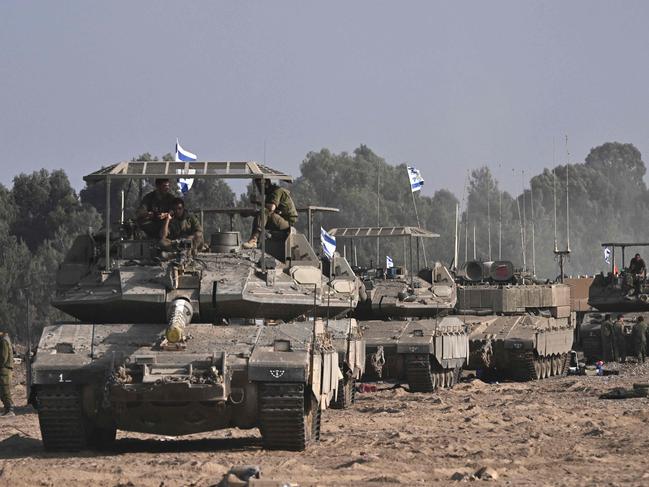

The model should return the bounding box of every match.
[258,383,319,451]
[551,355,560,376]
[540,357,548,379]
[560,353,570,376]
[533,358,542,380]
[405,355,436,393]
[445,370,454,388]
[36,385,89,451]
[331,376,355,410]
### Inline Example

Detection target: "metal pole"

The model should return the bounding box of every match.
[120,189,125,225]
[410,190,427,267]
[105,176,111,271]
[308,208,313,248]
[200,210,205,230]
[416,237,420,271]
[409,235,414,288]
[260,178,266,273]
[473,225,476,260]
[487,181,491,261]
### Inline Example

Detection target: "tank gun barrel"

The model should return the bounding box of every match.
[165,299,193,343]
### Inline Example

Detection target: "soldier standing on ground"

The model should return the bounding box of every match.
[136,178,176,238]
[0,330,14,417]
[601,314,615,362]
[613,314,627,363]
[632,316,648,363]
[242,179,298,249]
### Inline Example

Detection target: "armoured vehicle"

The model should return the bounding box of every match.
[29,160,355,451]
[456,260,575,380]
[328,226,469,392]
[580,312,642,362]
[327,317,365,407]
[588,242,649,312]
[579,242,649,362]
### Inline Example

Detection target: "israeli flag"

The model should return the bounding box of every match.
[175,139,197,194]
[175,139,197,162]
[177,169,196,194]
[407,166,424,192]
[604,247,611,265]
[386,255,394,268]
[321,227,336,260]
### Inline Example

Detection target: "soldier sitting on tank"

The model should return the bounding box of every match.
[136,178,176,239]
[160,197,203,250]
[242,179,298,249]
[628,253,647,296]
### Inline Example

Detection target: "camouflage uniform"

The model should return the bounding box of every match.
[632,319,648,363]
[137,190,176,238]
[613,318,627,363]
[0,333,13,415]
[253,185,298,233]
[600,318,615,362]
[160,212,204,250]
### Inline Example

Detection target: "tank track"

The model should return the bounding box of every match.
[511,352,569,381]
[258,383,320,451]
[331,376,355,409]
[405,355,460,392]
[37,385,89,451]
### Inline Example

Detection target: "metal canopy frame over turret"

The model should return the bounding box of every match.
[84,160,294,272]
[328,226,439,287]
[199,205,339,247]
[601,242,649,275]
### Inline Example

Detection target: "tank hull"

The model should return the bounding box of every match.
[31,321,340,450]
[360,317,469,392]
[464,314,575,380]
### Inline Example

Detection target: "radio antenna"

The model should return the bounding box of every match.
[565,135,571,252]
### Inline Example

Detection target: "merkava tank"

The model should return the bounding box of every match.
[327,226,469,392]
[195,206,366,409]
[587,242,649,312]
[456,260,575,380]
[29,160,357,451]
[580,312,641,362]
[578,242,649,362]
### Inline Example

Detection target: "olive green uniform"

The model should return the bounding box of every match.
[632,320,648,363]
[253,185,298,233]
[0,334,13,413]
[160,212,204,249]
[137,190,176,238]
[601,318,615,361]
[613,319,627,363]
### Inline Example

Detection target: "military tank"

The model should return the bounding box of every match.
[576,242,649,362]
[588,243,649,312]
[327,226,469,392]
[580,312,642,362]
[456,260,575,380]
[29,160,355,451]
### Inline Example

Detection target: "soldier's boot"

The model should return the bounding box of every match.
[242,232,260,249]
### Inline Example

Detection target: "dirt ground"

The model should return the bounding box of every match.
[2,362,649,487]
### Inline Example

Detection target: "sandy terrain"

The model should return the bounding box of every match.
[2,362,649,486]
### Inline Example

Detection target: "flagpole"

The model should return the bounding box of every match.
[410,189,428,267]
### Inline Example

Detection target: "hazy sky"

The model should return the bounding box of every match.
[2,1,649,197]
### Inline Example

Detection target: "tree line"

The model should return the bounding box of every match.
[0,142,644,342]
